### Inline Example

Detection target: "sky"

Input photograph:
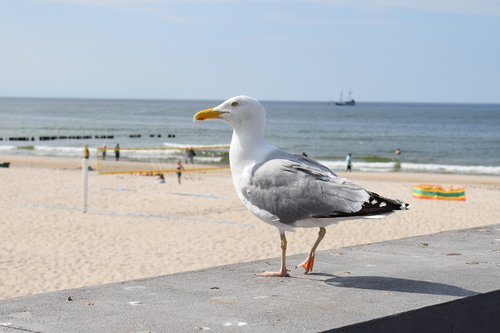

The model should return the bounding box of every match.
[1,0,499,103]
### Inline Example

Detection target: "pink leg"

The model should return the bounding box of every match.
[296,227,326,274]
[257,232,289,277]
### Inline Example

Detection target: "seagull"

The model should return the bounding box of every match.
[194,96,409,277]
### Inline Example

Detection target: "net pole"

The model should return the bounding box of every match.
[82,157,89,213]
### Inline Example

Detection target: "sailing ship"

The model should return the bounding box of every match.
[335,90,356,106]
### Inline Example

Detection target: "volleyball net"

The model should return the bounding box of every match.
[94,145,230,175]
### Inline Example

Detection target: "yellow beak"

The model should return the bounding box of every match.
[193,107,224,121]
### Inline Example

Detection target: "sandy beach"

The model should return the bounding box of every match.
[1,154,499,300]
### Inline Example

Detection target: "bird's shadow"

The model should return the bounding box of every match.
[306,273,478,297]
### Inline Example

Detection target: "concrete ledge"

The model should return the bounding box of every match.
[1,224,499,332]
[330,289,500,333]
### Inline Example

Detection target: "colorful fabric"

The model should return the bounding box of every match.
[412,184,465,201]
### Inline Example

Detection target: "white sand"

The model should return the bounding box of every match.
[1,155,499,300]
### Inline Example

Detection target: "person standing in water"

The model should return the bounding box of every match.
[114,144,120,161]
[346,153,352,172]
[102,145,107,160]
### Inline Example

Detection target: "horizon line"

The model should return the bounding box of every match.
[1,95,499,106]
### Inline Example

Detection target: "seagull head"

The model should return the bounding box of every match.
[193,95,266,136]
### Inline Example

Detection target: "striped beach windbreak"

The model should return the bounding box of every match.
[412,184,465,201]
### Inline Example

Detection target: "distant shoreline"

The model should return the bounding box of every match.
[1,154,500,183]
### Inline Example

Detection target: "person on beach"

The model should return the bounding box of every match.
[157,173,165,184]
[346,153,352,172]
[102,145,107,160]
[176,159,185,184]
[394,148,401,170]
[188,149,196,163]
[114,144,120,161]
[183,149,196,164]
[83,145,89,159]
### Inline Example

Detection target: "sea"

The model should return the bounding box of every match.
[1,97,499,176]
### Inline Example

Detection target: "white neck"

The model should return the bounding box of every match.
[229,129,273,181]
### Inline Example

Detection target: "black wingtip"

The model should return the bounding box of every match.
[401,202,411,210]
[365,192,410,214]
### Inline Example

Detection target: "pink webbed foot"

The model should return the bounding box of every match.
[296,255,315,274]
[257,269,290,277]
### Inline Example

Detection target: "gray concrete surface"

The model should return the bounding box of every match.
[0,224,499,333]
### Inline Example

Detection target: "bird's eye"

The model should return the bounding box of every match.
[231,101,239,107]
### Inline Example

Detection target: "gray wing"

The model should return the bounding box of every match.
[242,151,407,226]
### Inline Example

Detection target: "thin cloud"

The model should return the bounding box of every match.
[30,0,500,16]
[33,0,163,6]
[309,0,500,16]
[32,0,229,6]
[31,0,207,23]
[260,11,397,26]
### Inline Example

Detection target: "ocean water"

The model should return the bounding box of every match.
[0,97,499,175]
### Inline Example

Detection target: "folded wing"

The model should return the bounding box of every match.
[242,151,408,226]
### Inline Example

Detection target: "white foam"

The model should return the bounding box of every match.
[401,162,500,175]
[0,145,17,151]
[0,144,227,163]
[318,160,500,176]
[319,160,395,173]
[121,149,178,159]
[163,142,229,149]
[195,156,224,163]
